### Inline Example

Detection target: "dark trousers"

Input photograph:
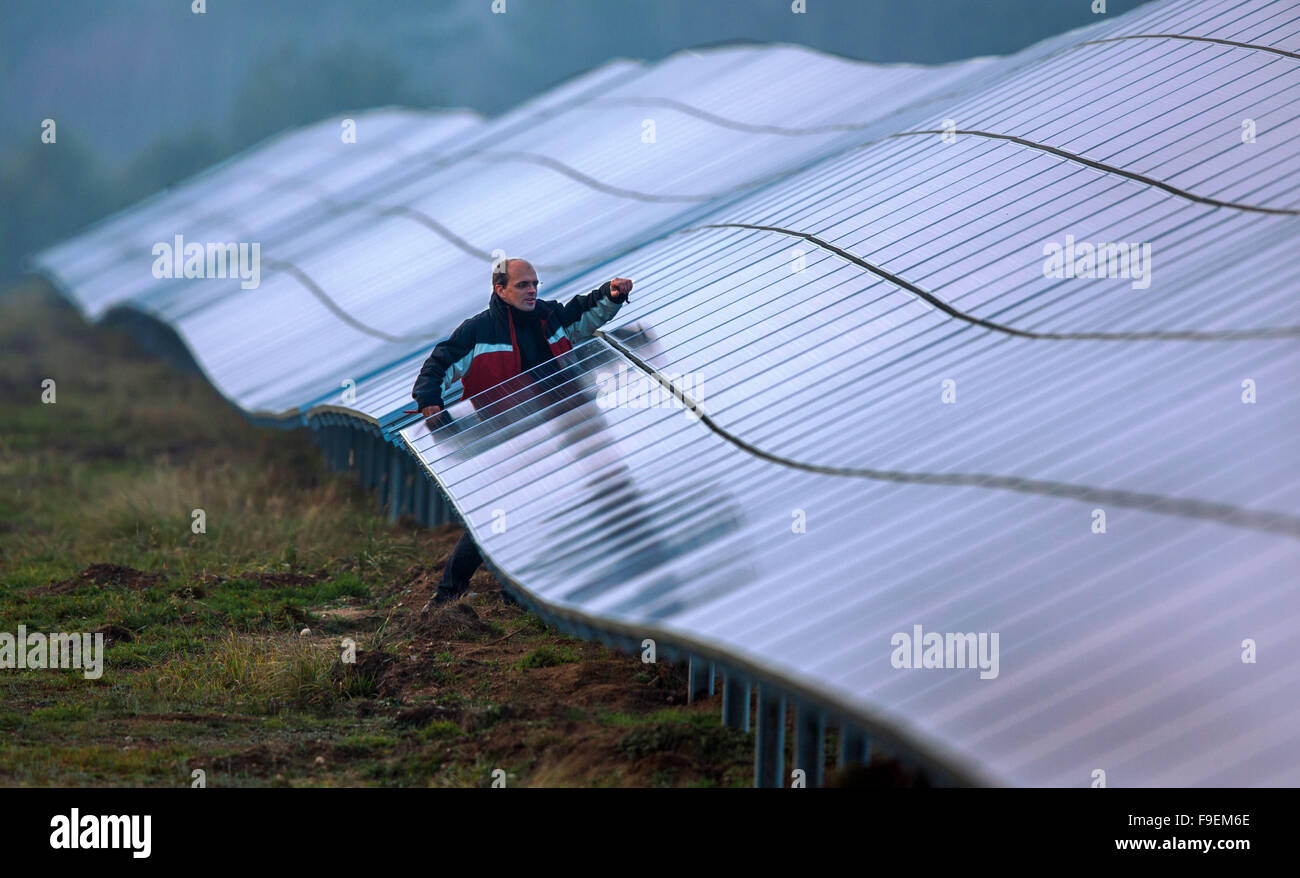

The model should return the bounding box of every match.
[439,530,483,594]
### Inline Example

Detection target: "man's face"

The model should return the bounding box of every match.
[497,261,539,311]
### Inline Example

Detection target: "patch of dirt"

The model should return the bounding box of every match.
[315,604,387,629]
[410,602,498,641]
[316,605,374,621]
[35,563,162,594]
[195,568,328,588]
[339,649,401,697]
[242,570,326,588]
[392,703,462,728]
[525,730,729,787]
[92,624,135,647]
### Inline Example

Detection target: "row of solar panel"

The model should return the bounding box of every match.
[33,0,1300,785]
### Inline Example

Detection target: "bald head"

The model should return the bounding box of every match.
[492,258,540,311]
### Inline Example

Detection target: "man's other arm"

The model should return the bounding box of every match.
[411,319,476,417]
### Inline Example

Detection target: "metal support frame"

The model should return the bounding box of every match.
[794,702,826,787]
[688,657,715,703]
[435,482,446,524]
[388,449,402,522]
[414,469,428,526]
[361,433,374,489]
[722,673,750,732]
[754,685,785,788]
[838,722,872,769]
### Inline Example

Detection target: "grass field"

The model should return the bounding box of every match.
[0,281,915,788]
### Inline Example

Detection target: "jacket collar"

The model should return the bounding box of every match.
[490,291,542,324]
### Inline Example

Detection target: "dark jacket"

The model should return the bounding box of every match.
[412,280,628,411]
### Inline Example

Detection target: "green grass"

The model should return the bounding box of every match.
[515,644,580,669]
[416,721,463,742]
[0,285,441,784]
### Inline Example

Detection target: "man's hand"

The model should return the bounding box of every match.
[420,405,443,419]
[608,277,633,300]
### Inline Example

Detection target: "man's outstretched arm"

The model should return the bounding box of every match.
[411,319,476,417]
[554,277,633,341]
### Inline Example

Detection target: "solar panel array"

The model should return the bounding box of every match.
[33,0,1300,786]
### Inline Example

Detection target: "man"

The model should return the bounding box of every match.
[412,258,633,613]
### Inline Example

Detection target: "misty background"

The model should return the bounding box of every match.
[1,0,1152,285]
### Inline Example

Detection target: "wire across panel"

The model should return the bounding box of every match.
[574,212,1300,517]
